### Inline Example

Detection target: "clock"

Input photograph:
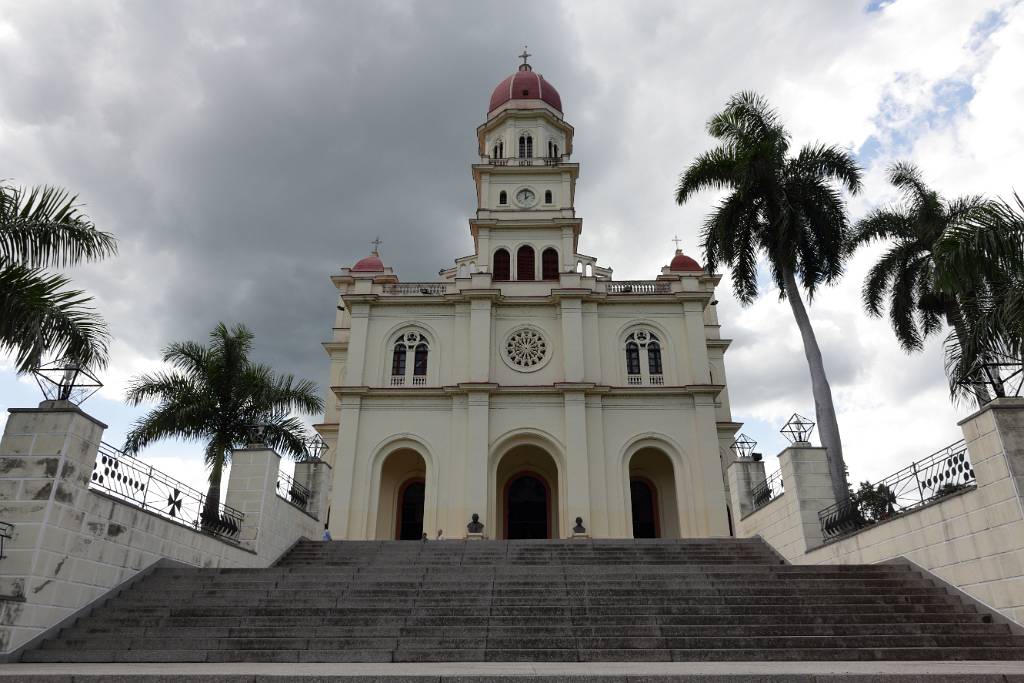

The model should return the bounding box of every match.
[515,188,537,207]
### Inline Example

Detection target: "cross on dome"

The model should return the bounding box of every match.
[371,236,382,255]
[518,46,532,72]
[672,235,682,250]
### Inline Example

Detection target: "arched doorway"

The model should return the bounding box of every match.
[505,473,550,539]
[630,478,659,538]
[375,448,427,540]
[396,479,425,540]
[495,444,559,539]
[628,447,680,538]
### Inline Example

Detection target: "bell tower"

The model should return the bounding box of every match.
[469,53,583,280]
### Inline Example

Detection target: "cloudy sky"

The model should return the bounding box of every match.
[2,0,1021,496]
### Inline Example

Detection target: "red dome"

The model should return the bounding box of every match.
[352,252,384,272]
[669,250,702,272]
[489,65,562,113]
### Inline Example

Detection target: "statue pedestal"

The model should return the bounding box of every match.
[571,532,590,539]
[465,532,485,541]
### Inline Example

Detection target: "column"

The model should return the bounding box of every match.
[464,389,490,537]
[560,297,584,382]
[681,299,710,385]
[563,391,591,538]
[469,297,492,383]
[343,303,371,386]
[329,394,362,538]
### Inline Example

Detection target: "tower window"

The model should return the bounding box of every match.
[518,134,533,158]
[499,190,507,205]
[494,248,511,281]
[624,329,664,385]
[391,331,429,386]
[547,141,559,158]
[492,140,504,159]
[517,245,536,281]
[541,248,558,280]
[544,190,552,204]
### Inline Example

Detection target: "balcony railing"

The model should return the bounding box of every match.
[276,470,311,512]
[606,281,672,295]
[627,374,664,386]
[90,442,244,542]
[751,469,784,510]
[0,521,11,559]
[818,439,975,542]
[488,156,564,167]
[382,283,447,296]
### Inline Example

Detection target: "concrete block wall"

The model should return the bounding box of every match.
[0,402,321,655]
[730,398,1024,624]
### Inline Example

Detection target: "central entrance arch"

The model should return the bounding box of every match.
[495,443,560,539]
[505,473,550,539]
[396,479,425,540]
[375,448,427,540]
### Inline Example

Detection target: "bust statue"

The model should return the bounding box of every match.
[573,516,586,534]
[467,513,484,534]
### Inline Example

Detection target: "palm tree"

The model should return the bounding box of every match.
[0,183,117,372]
[123,323,324,524]
[676,91,862,503]
[939,193,1024,402]
[852,163,1016,404]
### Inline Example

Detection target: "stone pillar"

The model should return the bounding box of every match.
[778,444,836,553]
[293,458,331,523]
[726,457,767,520]
[0,401,106,655]
[225,447,281,552]
[960,397,1024,502]
[563,390,591,538]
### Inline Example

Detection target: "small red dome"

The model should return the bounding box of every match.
[489,64,562,113]
[352,252,384,272]
[669,250,702,272]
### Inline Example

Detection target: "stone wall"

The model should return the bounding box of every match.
[0,402,321,655]
[730,398,1024,624]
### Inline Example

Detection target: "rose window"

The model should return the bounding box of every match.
[504,327,549,371]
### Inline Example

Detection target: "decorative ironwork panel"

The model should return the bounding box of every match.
[730,433,757,459]
[751,469,784,510]
[90,442,244,542]
[818,439,975,542]
[780,413,816,443]
[276,470,311,512]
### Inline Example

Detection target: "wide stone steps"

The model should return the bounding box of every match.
[20,538,1024,663]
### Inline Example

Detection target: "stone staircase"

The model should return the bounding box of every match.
[20,538,1024,663]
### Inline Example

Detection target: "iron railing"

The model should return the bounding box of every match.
[382,283,448,296]
[276,470,311,512]
[606,281,672,295]
[90,442,244,542]
[818,439,975,542]
[751,469,784,510]
[0,521,12,559]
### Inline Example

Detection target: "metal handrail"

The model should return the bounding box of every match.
[90,442,244,542]
[276,470,312,512]
[751,469,784,510]
[0,521,12,559]
[818,439,975,542]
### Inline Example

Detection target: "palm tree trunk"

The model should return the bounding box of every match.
[782,268,849,503]
[201,457,223,527]
[944,302,997,404]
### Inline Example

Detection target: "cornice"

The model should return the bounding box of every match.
[330,382,726,400]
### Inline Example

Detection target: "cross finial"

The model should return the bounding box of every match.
[519,46,531,66]
[672,235,682,250]
[371,236,382,254]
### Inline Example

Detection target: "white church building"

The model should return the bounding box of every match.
[316,56,740,541]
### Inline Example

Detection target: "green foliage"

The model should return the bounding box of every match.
[0,182,117,372]
[123,323,324,519]
[853,481,896,522]
[675,91,862,304]
[853,165,1024,405]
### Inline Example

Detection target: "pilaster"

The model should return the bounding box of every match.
[560,298,584,382]
[563,391,591,537]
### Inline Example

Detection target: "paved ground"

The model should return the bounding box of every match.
[3,661,1024,681]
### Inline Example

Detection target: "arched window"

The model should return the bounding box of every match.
[492,140,504,159]
[541,248,559,280]
[390,331,429,386]
[391,344,407,378]
[576,261,583,273]
[519,134,532,158]
[648,340,663,375]
[625,342,641,377]
[624,329,664,385]
[547,141,559,158]
[585,263,593,277]
[493,248,511,281]
[413,343,428,377]
[498,190,508,205]
[544,190,553,204]
[517,245,535,281]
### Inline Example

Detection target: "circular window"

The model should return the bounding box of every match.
[503,326,550,372]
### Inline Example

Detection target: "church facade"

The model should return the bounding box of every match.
[316,58,740,541]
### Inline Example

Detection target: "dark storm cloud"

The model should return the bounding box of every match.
[0,1,599,384]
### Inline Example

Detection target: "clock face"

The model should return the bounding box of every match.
[515,188,536,207]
